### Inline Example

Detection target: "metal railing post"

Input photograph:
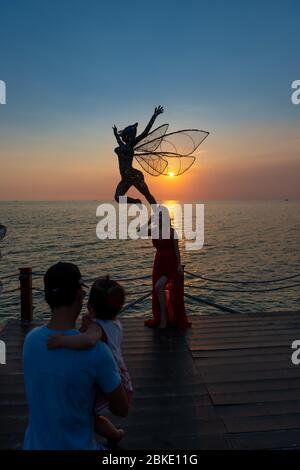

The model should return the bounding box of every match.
[19,267,33,322]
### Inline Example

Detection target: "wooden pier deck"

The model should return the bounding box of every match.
[1,311,300,450]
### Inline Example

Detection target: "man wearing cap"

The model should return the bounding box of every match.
[22,262,128,450]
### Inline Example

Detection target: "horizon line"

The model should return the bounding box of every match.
[0,198,298,203]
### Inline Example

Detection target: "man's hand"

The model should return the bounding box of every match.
[154,105,164,117]
[47,334,64,349]
[112,125,118,135]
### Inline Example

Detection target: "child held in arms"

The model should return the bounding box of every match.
[47,276,133,446]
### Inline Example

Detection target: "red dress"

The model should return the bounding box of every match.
[145,237,191,330]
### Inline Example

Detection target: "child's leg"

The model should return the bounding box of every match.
[154,275,168,328]
[94,415,125,442]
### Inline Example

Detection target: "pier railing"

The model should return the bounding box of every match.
[1,266,300,322]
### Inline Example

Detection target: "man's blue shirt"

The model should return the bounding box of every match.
[23,325,121,450]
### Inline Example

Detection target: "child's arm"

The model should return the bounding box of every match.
[47,323,103,350]
[80,314,93,333]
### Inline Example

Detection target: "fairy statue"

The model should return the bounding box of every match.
[113,105,209,204]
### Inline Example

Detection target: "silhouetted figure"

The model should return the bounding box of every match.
[145,211,191,330]
[113,106,164,205]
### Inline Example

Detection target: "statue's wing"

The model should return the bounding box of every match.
[158,129,209,156]
[134,124,169,152]
[135,152,196,176]
[135,153,168,176]
[134,129,209,176]
[160,153,196,176]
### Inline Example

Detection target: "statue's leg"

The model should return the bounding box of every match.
[133,171,157,205]
[114,178,142,204]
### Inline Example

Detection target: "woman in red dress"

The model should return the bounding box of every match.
[145,213,191,330]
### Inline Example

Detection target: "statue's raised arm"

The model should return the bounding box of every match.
[134,105,164,146]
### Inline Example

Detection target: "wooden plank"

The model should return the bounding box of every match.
[224,413,300,433]
[218,401,300,418]
[0,384,25,394]
[0,416,27,434]
[0,433,24,450]
[124,376,206,387]
[200,368,300,384]
[131,394,212,408]
[186,318,300,328]
[123,434,231,450]
[206,378,300,394]
[188,311,300,321]
[189,339,295,351]
[129,384,209,397]
[186,323,300,333]
[0,404,28,416]
[186,328,300,341]
[229,429,300,450]
[192,346,291,358]
[119,417,226,437]
[127,403,219,421]
[209,388,300,405]
[186,321,300,331]
[194,356,292,368]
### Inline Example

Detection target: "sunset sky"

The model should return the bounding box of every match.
[0,0,299,201]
